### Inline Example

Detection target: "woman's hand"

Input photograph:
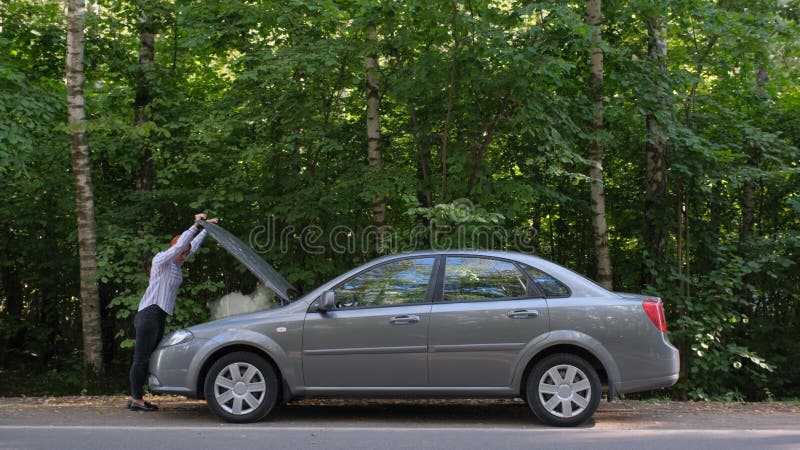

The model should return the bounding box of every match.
[194,213,219,226]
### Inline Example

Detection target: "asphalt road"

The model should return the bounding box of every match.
[1,397,798,450]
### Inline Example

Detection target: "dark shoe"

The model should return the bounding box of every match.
[128,400,159,411]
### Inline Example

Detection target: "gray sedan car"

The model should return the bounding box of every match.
[148,222,678,426]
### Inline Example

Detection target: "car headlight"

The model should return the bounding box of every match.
[163,329,194,347]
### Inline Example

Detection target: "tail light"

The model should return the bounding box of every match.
[642,298,667,332]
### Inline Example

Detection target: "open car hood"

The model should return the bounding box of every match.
[200,221,299,303]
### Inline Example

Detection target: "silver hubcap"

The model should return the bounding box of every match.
[537,364,592,418]
[213,362,267,415]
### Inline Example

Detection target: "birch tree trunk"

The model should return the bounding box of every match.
[66,0,104,382]
[365,21,386,238]
[135,8,155,274]
[135,9,155,191]
[642,16,668,288]
[586,0,613,289]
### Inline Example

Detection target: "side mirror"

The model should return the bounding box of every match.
[316,290,336,313]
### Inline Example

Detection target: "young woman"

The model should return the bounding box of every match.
[128,213,218,411]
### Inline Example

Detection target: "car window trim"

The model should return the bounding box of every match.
[428,255,443,303]
[433,255,542,304]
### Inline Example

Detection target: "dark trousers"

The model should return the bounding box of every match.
[129,304,167,400]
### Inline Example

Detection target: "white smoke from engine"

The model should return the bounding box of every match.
[207,283,280,320]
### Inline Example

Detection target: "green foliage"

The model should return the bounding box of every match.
[1,0,799,399]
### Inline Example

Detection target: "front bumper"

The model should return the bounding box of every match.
[147,337,209,398]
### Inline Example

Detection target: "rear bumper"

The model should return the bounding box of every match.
[617,372,679,394]
[616,340,680,395]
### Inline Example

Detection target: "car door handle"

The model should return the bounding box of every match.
[389,315,421,325]
[507,309,539,319]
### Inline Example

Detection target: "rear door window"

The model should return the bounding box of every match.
[442,256,528,301]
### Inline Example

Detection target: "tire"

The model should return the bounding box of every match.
[203,351,279,423]
[526,353,601,427]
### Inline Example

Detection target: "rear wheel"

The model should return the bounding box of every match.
[526,353,601,427]
[204,351,279,423]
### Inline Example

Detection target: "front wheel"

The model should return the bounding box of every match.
[526,353,601,427]
[204,351,279,423]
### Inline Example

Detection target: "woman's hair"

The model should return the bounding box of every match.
[146,234,186,276]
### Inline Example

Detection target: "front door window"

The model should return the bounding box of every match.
[334,257,435,308]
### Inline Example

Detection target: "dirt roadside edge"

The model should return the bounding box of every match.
[0,397,798,430]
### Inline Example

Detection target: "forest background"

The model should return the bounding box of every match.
[1,0,799,401]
